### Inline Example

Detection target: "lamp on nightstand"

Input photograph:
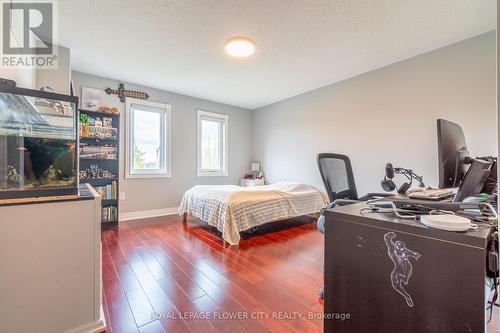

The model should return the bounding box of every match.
[240,162,265,186]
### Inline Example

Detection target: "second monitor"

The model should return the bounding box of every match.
[437,119,494,202]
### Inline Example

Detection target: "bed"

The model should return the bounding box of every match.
[178,181,326,245]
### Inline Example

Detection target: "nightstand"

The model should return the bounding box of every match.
[240,179,265,187]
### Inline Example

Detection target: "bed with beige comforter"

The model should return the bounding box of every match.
[178,181,326,245]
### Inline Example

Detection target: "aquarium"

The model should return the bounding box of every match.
[0,85,79,199]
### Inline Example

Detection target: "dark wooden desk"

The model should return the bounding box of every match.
[324,202,493,333]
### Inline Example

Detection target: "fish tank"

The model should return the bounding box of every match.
[0,85,79,199]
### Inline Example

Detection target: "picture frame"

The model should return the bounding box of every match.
[81,87,106,111]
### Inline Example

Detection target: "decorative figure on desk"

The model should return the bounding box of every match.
[384,232,421,307]
[105,83,149,103]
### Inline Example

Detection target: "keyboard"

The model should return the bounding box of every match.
[408,188,454,200]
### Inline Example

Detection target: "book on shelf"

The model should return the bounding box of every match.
[102,205,118,222]
[94,180,117,200]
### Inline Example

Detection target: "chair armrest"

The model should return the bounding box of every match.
[317,199,361,233]
[320,199,361,216]
[320,202,337,216]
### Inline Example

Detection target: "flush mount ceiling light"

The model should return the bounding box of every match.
[224,37,255,58]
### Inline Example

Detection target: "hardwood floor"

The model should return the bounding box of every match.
[101,215,499,333]
[101,215,324,333]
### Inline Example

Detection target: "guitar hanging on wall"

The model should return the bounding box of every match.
[105,83,149,103]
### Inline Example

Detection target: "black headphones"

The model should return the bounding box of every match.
[381,163,425,194]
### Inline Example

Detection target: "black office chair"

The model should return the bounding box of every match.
[316,153,390,299]
[317,153,389,204]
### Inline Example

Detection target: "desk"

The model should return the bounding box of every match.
[324,202,493,333]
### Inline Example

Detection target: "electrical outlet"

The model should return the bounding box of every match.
[120,192,125,200]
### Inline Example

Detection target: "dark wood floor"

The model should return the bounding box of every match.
[101,215,499,333]
[101,215,324,333]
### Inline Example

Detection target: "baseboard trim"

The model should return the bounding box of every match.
[120,207,179,222]
[62,319,106,333]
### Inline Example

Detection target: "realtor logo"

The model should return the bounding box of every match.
[1,0,58,68]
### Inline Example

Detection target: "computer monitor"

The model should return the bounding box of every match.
[454,159,491,202]
[437,119,470,188]
[437,119,493,202]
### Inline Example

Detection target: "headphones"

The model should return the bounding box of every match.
[381,163,425,194]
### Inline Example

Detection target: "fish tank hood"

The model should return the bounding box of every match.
[0,85,79,199]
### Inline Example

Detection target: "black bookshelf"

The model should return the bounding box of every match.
[79,109,120,226]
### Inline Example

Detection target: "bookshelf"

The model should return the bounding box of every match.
[79,109,120,226]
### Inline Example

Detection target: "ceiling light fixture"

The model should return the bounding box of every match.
[224,37,255,58]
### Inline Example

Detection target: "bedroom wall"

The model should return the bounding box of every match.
[72,72,253,214]
[252,31,497,196]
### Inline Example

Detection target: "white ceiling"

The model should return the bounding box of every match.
[59,0,496,109]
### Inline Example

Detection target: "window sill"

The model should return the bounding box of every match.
[197,171,228,177]
[125,173,171,179]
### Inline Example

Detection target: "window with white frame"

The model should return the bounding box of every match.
[197,110,228,176]
[126,99,171,178]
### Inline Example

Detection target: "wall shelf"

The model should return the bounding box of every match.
[79,109,120,227]
[80,178,117,185]
[79,109,121,118]
[80,137,119,143]
[102,199,118,204]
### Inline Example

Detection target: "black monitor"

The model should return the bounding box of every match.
[454,159,491,202]
[437,119,493,202]
[437,119,470,188]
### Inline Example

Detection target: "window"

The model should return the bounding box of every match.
[126,99,171,178]
[197,110,228,176]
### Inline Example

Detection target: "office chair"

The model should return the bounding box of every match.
[317,153,390,204]
[316,153,390,299]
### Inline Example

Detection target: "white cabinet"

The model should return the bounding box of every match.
[0,184,105,333]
